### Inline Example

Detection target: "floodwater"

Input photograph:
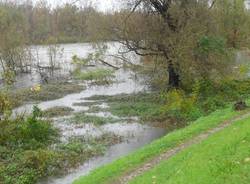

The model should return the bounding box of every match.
[39,123,166,184]
[12,42,168,184]
[10,42,138,89]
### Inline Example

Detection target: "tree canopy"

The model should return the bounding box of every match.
[104,0,250,88]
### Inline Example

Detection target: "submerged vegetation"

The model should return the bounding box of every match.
[73,68,115,85]
[0,0,250,184]
[73,101,102,107]
[0,106,122,184]
[9,82,85,108]
[86,79,250,124]
[73,104,245,184]
[43,106,74,118]
[69,113,118,125]
[86,93,164,122]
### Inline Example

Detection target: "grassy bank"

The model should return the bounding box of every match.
[129,115,250,184]
[73,105,246,184]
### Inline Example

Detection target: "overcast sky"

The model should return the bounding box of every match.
[30,0,121,12]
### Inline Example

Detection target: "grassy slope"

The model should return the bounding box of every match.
[74,106,245,184]
[130,116,250,184]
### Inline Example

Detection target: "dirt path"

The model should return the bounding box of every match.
[115,111,250,184]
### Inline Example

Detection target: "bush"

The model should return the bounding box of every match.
[0,106,59,183]
[0,91,12,117]
[161,89,203,121]
[0,106,58,148]
[159,78,250,121]
[20,149,59,177]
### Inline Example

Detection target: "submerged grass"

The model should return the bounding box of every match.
[70,112,118,125]
[86,79,250,123]
[73,102,98,106]
[10,82,85,108]
[86,105,108,113]
[73,106,245,184]
[55,133,122,172]
[86,93,166,122]
[43,106,74,118]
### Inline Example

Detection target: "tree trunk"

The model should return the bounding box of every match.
[168,63,180,88]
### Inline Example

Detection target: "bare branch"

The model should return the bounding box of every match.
[98,59,120,70]
[209,0,217,9]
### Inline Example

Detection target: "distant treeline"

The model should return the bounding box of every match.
[0,1,112,45]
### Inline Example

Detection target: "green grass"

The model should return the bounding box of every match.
[73,68,115,85]
[86,93,166,122]
[86,106,107,113]
[43,106,74,118]
[73,106,245,184]
[70,113,118,125]
[73,101,101,107]
[86,79,250,122]
[109,102,163,121]
[129,116,250,184]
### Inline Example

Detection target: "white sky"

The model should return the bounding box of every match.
[31,0,121,12]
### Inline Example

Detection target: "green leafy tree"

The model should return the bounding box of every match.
[107,0,250,88]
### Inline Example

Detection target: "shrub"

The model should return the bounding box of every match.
[20,149,59,177]
[0,91,12,117]
[161,89,202,121]
[18,106,57,145]
[0,106,58,148]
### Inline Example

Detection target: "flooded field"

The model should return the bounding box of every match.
[12,42,250,184]
[9,42,169,184]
